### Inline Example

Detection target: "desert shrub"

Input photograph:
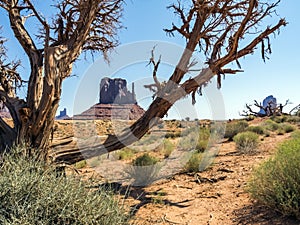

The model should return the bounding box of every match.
[126,154,160,186]
[181,126,198,136]
[271,115,288,123]
[162,139,174,158]
[165,131,181,139]
[132,153,158,166]
[0,146,129,225]
[245,115,256,121]
[280,123,295,133]
[233,131,259,153]
[248,138,300,219]
[116,147,136,160]
[286,116,300,123]
[291,130,300,139]
[246,126,265,135]
[195,128,210,152]
[184,152,203,173]
[74,159,87,169]
[275,123,295,135]
[195,140,208,153]
[263,119,279,131]
[177,127,211,153]
[224,120,249,140]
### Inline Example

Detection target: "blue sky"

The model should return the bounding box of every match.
[1,0,299,120]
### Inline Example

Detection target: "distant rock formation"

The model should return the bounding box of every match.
[56,108,70,120]
[74,77,145,120]
[258,95,277,115]
[100,77,136,104]
[74,103,144,120]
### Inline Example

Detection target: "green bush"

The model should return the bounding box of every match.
[233,131,259,153]
[195,140,208,153]
[275,124,295,135]
[132,153,158,166]
[0,146,129,225]
[271,115,288,123]
[246,126,265,135]
[286,116,300,123]
[263,119,280,131]
[165,131,181,139]
[127,154,160,186]
[291,130,300,139]
[184,152,203,173]
[74,159,87,169]
[116,147,136,160]
[224,120,249,140]
[162,139,174,158]
[280,123,295,133]
[195,128,210,152]
[248,138,300,219]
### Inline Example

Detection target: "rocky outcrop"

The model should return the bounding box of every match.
[73,103,144,120]
[99,77,136,104]
[74,77,144,120]
[74,78,144,120]
[55,108,70,120]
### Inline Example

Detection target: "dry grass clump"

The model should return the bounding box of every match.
[126,153,161,186]
[224,120,249,141]
[233,131,259,153]
[184,152,203,173]
[246,125,265,135]
[0,146,129,225]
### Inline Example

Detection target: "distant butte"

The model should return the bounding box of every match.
[74,78,145,120]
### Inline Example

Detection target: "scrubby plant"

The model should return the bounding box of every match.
[0,146,129,225]
[126,154,160,186]
[246,126,265,135]
[195,127,210,152]
[132,153,158,166]
[116,147,136,160]
[165,131,181,139]
[291,130,300,139]
[224,120,249,141]
[275,123,295,135]
[233,131,259,153]
[263,119,280,131]
[184,152,203,173]
[74,159,87,169]
[286,116,300,123]
[280,123,295,133]
[162,139,175,158]
[271,115,288,123]
[195,140,208,153]
[248,138,300,219]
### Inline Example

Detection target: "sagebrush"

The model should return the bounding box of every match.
[248,138,300,219]
[233,131,259,153]
[0,146,129,225]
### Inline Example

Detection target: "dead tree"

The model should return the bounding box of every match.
[0,0,123,158]
[289,104,300,116]
[0,0,287,164]
[241,99,291,117]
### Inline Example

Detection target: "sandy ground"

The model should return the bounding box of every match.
[119,133,299,225]
[56,119,300,225]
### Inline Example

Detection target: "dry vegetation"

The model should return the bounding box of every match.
[51,115,300,225]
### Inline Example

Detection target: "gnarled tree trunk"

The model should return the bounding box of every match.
[0,0,286,165]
